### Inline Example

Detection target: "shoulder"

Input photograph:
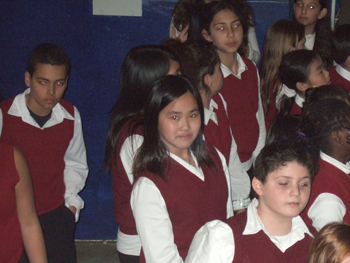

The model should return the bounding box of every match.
[59,99,75,116]
[0,97,16,111]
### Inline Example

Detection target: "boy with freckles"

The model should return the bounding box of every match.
[185,137,318,263]
[0,43,88,262]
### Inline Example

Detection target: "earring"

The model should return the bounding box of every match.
[340,141,344,146]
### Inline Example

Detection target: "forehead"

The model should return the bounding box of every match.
[295,0,321,5]
[266,161,311,180]
[160,92,198,114]
[32,63,68,79]
[212,9,239,24]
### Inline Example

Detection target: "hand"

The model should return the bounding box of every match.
[68,206,77,215]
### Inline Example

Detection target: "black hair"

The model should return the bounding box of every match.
[305,85,350,106]
[133,75,215,181]
[277,49,320,118]
[104,45,179,170]
[266,115,300,146]
[332,24,350,66]
[27,43,71,77]
[300,99,350,156]
[254,136,318,186]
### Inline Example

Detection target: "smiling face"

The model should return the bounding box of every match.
[294,0,327,34]
[253,161,312,221]
[158,92,201,157]
[25,63,68,116]
[204,9,243,57]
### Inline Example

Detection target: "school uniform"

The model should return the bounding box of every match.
[0,142,22,263]
[0,88,88,262]
[220,53,266,171]
[186,198,314,263]
[329,64,350,93]
[204,93,250,210]
[301,152,350,230]
[305,33,316,50]
[289,94,304,115]
[131,146,233,263]
[112,120,144,256]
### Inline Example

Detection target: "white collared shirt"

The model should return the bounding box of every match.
[294,94,305,108]
[307,152,347,230]
[220,53,266,171]
[131,149,233,263]
[185,199,313,263]
[305,33,316,50]
[0,88,88,221]
[336,64,350,82]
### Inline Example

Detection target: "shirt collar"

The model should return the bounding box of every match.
[243,198,313,252]
[294,94,305,108]
[169,151,204,181]
[320,151,350,174]
[305,32,316,50]
[220,53,247,79]
[336,64,350,82]
[204,99,218,125]
[8,88,74,129]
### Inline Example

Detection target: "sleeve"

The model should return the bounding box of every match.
[131,177,184,263]
[307,193,346,231]
[247,26,261,64]
[120,134,144,184]
[215,148,234,219]
[252,71,266,165]
[0,108,3,136]
[219,94,250,210]
[185,220,235,263]
[63,106,89,222]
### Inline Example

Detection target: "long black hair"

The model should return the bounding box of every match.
[133,75,216,181]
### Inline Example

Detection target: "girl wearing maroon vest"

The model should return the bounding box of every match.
[300,99,350,231]
[0,142,47,263]
[131,75,233,263]
[104,45,180,263]
[191,0,265,173]
[170,39,250,210]
[277,49,330,119]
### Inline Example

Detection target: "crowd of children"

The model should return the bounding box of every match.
[1,0,350,262]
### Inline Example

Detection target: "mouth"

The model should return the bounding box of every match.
[46,99,54,104]
[227,42,236,47]
[178,134,192,140]
[288,202,299,206]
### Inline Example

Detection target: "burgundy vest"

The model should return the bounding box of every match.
[0,142,23,263]
[112,119,144,235]
[228,212,313,263]
[204,94,232,164]
[329,66,350,93]
[301,158,350,225]
[220,57,259,163]
[138,144,228,262]
[289,102,302,116]
[0,98,74,215]
[264,84,278,132]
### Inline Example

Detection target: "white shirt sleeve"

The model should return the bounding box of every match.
[0,108,3,136]
[307,193,346,231]
[63,106,89,222]
[252,72,266,164]
[131,177,184,263]
[247,26,261,64]
[185,220,235,263]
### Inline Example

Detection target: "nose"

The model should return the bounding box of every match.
[227,26,234,37]
[47,84,55,96]
[180,117,190,131]
[301,6,307,14]
[290,183,301,197]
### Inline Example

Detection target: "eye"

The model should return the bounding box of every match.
[299,182,309,187]
[57,81,65,86]
[279,182,288,186]
[190,113,197,118]
[171,116,179,120]
[309,5,315,9]
[38,81,46,85]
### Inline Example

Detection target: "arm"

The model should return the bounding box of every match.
[14,147,47,263]
[185,220,235,263]
[252,72,266,164]
[131,177,184,263]
[63,107,89,221]
[247,26,261,64]
[307,193,346,231]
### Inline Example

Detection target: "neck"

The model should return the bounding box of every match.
[327,148,350,164]
[304,24,316,35]
[201,92,211,109]
[218,51,238,75]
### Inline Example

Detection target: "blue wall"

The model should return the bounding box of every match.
[0,0,289,240]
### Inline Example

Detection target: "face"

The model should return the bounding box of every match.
[204,9,243,56]
[158,92,201,157]
[294,0,326,32]
[209,63,224,96]
[167,59,181,75]
[25,63,68,116]
[254,161,311,221]
[307,57,331,88]
[341,256,350,263]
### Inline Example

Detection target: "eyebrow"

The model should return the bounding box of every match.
[166,108,199,115]
[275,175,311,180]
[36,77,66,82]
[213,19,240,26]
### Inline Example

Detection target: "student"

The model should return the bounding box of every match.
[330,24,350,93]
[277,49,330,118]
[185,137,318,263]
[104,45,180,263]
[0,143,47,263]
[259,20,305,130]
[307,222,350,263]
[199,0,266,173]
[293,0,333,69]
[131,75,233,263]
[0,43,88,262]
[174,40,250,210]
[265,115,300,146]
[300,99,350,230]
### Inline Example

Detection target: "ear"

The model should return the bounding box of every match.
[318,8,327,20]
[296,81,310,92]
[24,72,31,87]
[252,177,263,197]
[204,73,212,88]
[331,130,344,146]
[202,29,212,42]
